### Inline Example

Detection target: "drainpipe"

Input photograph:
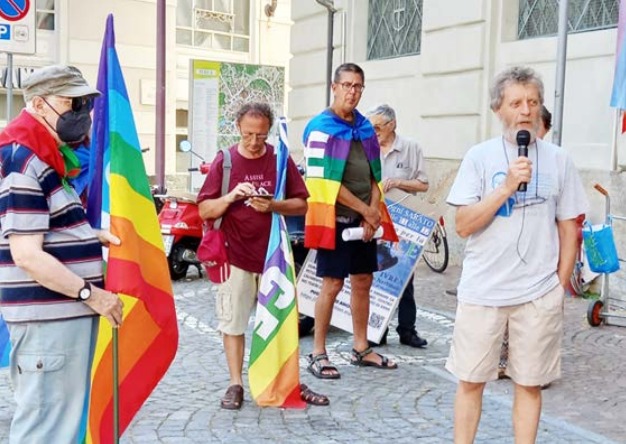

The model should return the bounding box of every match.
[552,0,569,147]
[315,0,336,106]
[156,0,166,194]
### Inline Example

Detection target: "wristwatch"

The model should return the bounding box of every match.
[77,281,92,302]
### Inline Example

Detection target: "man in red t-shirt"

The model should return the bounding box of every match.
[197,102,309,410]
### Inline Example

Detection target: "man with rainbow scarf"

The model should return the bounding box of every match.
[0,65,123,442]
[303,63,399,379]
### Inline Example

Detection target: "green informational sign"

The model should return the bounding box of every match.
[188,60,285,188]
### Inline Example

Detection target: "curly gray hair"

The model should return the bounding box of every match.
[489,66,544,111]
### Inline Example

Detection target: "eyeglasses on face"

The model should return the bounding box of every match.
[49,96,95,113]
[338,82,365,93]
[71,96,95,113]
[241,132,268,141]
[373,120,393,132]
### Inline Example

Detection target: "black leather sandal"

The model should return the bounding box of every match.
[306,353,341,379]
[350,347,398,369]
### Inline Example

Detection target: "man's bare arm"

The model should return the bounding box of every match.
[557,218,579,288]
[456,156,531,238]
[9,234,123,326]
[383,178,428,193]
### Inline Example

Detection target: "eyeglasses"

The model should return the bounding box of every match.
[338,82,365,93]
[241,132,268,141]
[71,96,95,113]
[373,120,393,132]
[44,96,95,114]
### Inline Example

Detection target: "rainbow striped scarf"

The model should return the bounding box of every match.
[303,109,398,249]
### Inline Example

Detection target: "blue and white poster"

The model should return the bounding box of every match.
[297,191,438,343]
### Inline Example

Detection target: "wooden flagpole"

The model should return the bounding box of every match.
[113,328,119,443]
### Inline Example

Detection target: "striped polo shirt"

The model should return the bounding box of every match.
[0,142,104,322]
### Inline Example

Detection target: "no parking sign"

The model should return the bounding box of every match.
[0,0,35,54]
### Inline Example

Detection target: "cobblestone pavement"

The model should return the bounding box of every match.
[1,264,624,443]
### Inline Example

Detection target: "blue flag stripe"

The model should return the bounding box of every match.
[0,314,10,367]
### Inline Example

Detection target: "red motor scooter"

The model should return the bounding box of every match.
[157,141,210,280]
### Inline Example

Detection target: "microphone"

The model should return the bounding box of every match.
[516,130,531,192]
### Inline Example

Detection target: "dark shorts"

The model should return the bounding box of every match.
[316,221,378,279]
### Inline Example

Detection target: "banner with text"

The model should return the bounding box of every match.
[297,192,437,343]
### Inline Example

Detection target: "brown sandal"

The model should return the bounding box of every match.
[350,347,398,369]
[220,384,244,410]
[300,383,329,406]
[307,353,341,379]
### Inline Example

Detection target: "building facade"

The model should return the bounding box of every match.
[0,0,292,187]
[289,0,625,262]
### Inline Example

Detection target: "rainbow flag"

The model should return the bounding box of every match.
[84,14,178,442]
[248,118,306,408]
[611,0,626,132]
[0,314,9,368]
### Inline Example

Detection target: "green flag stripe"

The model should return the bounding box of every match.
[109,131,153,201]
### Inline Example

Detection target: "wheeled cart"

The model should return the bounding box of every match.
[587,184,626,327]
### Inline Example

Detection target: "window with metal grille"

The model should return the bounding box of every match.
[176,0,250,52]
[36,0,55,31]
[367,0,423,60]
[518,0,618,40]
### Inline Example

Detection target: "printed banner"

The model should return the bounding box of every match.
[297,192,437,343]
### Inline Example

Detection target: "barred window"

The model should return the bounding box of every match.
[519,0,618,40]
[176,0,250,52]
[367,0,423,60]
[36,0,55,31]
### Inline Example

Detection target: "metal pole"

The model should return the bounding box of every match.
[552,0,569,146]
[325,10,334,106]
[610,108,619,171]
[6,53,12,121]
[315,0,336,107]
[155,0,166,194]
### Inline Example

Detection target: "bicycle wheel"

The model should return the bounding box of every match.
[568,261,584,296]
[423,222,449,273]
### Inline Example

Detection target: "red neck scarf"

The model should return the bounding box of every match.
[0,110,67,177]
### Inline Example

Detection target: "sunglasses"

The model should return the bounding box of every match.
[71,96,95,113]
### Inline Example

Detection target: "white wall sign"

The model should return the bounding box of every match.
[0,0,36,55]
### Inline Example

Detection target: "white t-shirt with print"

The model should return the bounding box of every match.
[447,136,589,307]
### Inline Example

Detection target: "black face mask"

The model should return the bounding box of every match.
[41,97,94,144]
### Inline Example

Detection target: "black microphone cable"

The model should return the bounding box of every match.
[502,135,539,265]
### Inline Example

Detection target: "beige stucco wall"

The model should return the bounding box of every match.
[289,0,624,265]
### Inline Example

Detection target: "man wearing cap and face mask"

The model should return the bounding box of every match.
[0,65,123,442]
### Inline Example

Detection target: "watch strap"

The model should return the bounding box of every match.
[77,281,92,301]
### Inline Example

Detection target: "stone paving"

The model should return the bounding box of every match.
[1,263,625,443]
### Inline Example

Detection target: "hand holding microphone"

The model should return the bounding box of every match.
[516,130,531,192]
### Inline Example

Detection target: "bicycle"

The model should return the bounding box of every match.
[423,216,449,273]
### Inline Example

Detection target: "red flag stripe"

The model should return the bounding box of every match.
[108,216,172,297]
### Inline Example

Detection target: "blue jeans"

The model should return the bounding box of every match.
[397,275,416,333]
[7,316,99,444]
